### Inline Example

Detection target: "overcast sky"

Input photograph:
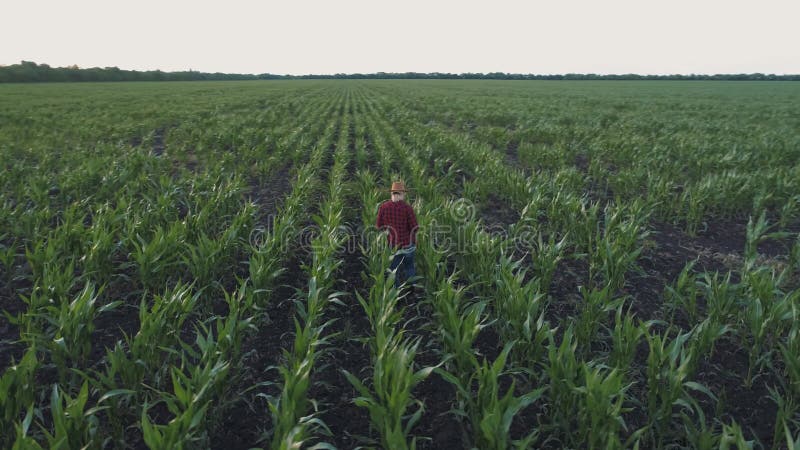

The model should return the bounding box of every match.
[2,0,798,75]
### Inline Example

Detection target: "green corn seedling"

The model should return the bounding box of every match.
[699,271,739,324]
[572,364,633,450]
[41,382,102,450]
[664,260,700,323]
[344,335,434,450]
[546,326,581,436]
[11,406,43,450]
[529,232,568,294]
[739,265,785,387]
[141,359,230,450]
[494,253,551,370]
[46,283,120,383]
[717,421,754,450]
[0,349,39,449]
[131,283,200,387]
[609,306,647,371]
[680,403,721,450]
[431,276,487,387]
[645,328,715,447]
[439,342,544,450]
[688,316,732,374]
[780,331,800,399]
[768,387,799,450]
[575,285,625,355]
[129,223,186,292]
[181,232,225,296]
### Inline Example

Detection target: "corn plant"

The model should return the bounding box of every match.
[680,403,722,450]
[0,236,19,285]
[570,199,601,263]
[462,219,499,276]
[79,204,122,285]
[494,253,551,370]
[45,283,120,383]
[778,195,799,229]
[739,264,792,387]
[681,187,708,236]
[131,282,200,388]
[448,215,502,293]
[11,406,43,450]
[267,296,336,450]
[545,189,584,241]
[221,200,256,259]
[699,271,740,324]
[528,232,568,294]
[181,232,226,294]
[439,342,545,450]
[545,326,582,437]
[40,382,102,450]
[664,260,700,323]
[357,238,403,352]
[768,387,800,450]
[16,261,76,350]
[744,210,771,261]
[644,328,715,447]
[344,334,434,450]
[248,203,298,308]
[687,316,733,374]
[23,233,60,283]
[572,364,636,450]
[213,283,258,359]
[415,231,448,297]
[431,276,487,387]
[248,245,286,308]
[574,285,625,355]
[0,349,38,449]
[591,201,650,292]
[355,169,382,229]
[47,203,90,260]
[141,358,230,450]
[789,234,800,274]
[783,425,800,450]
[609,306,648,371]
[354,133,368,170]
[129,222,186,292]
[717,421,754,450]
[780,331,800,399]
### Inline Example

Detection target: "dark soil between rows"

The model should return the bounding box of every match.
[152,127,167,156]
[208,251,306,449]
[309,241,373,449]
[130,125,174,157]
[480,192,519,229]
[248,163,294,229]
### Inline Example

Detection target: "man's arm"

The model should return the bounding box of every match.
[408,205,419,245]
[376,203,385,229]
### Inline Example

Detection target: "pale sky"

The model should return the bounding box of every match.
[2,0,798,75]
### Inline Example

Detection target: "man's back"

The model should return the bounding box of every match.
[376,200,417,248]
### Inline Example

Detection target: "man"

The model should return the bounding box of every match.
[376,181,418,288]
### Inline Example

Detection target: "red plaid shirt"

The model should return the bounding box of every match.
[376,200,418,248]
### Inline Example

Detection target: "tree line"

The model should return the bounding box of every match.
[1,61,798,83]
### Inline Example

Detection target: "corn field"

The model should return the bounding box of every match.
[1,80,799,449]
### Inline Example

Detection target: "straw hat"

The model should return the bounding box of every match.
[389,181,408,193]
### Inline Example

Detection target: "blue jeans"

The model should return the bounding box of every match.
[389,248,416,288]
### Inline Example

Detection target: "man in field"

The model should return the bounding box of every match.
[376,181,418,288]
